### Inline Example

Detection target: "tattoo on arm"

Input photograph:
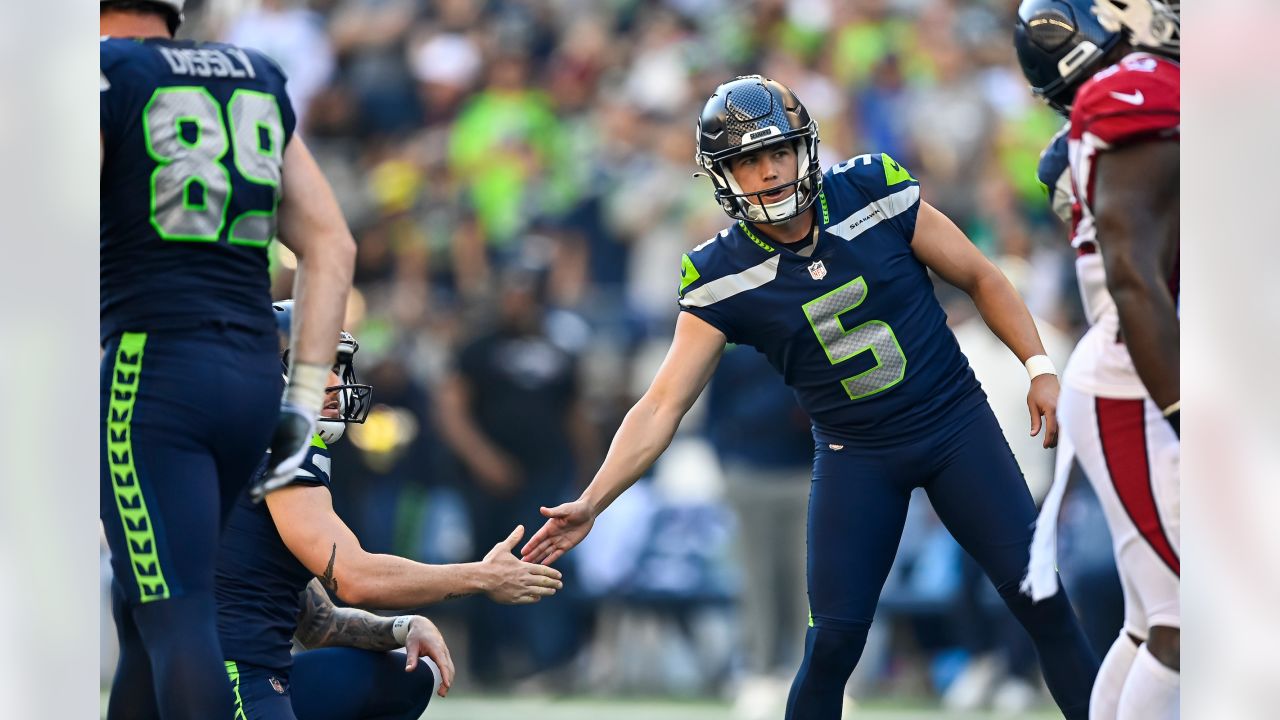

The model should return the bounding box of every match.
[443,592,472,601]
[293,578,399,651]
[320,543,338,594]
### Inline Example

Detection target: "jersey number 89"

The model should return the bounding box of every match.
[803,277,907,401]
[142,86,283,247]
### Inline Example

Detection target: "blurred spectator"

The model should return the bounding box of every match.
[223,0,334,131]
[434,252,599,685]
[704,345,813,719]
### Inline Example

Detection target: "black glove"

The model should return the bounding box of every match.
[250,403,318,503]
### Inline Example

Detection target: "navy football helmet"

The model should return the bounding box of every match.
[272,301,372,444]
[1014,0,1123,115]
[695,75,822,224]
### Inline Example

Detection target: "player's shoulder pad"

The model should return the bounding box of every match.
[827,151,919,200]
[293,434,333,486]
[1037,124,1071,191]
[220,42,291,84]
[1072,52,1179,147]
[677,225,772,307]
[100,36,149,82]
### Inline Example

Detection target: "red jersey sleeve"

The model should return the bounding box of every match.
[1070,53,1179,149]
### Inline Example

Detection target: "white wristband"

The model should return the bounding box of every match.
[391,615,413,646]
[1024,354,1057,381]
[1161,400,1180,417]
[284,361,330,417]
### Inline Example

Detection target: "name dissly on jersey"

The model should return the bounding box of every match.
[157,46,257,79]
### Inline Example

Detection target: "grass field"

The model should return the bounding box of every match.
[416,695,1063,720]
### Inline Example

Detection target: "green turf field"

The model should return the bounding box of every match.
[415,695,1062,720]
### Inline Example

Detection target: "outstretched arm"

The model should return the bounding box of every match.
[266,485,562,609]
[911,201,1060,448]
[521,312,727,564]
[1093,140,1180,417]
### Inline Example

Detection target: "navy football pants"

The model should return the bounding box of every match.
[225,649,437,720]
[785,403,1099,720]
[102,328,280,720]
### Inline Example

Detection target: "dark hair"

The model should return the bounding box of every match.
[100,0,180,36]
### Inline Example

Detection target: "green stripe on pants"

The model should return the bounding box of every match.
[225,660,248,720]
[107,332,170,602]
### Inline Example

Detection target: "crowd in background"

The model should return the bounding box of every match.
[104,0,1125,714]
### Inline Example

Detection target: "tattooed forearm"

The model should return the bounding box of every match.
[320,543,338,594]
[294,578,399,651]
[443,592,473,601]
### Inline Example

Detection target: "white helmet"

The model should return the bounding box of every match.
[271,301,374,446]
[1093,0,1179,56]
[100,1,185,32]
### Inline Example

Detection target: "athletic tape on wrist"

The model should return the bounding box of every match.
[1161,400,1180,417]
[392,616,412,645]
[285,361,329,417]
[1024,354,1056,381]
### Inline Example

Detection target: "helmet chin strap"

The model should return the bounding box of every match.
[723,139,812,224]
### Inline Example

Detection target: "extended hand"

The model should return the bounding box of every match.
[1027,374,1060,449]
[403,616,454,697]
[480,525,564,604]
[250,403,317,502]
[519,499,595,566]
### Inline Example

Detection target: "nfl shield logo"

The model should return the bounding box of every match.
[808,260,827,280]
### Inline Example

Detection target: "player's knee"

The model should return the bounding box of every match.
[1145,625,1180,671]
[803,621,871,674]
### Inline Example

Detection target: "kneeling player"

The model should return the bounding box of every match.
[212,302,565,719]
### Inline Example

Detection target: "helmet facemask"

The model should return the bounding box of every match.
[316,333,373,445]
[695,75,823,225]
[709,136,822,225]
[1093,0,1179,57]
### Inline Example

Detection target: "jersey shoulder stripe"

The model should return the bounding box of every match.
[679,254,781,308]
[824,152,922,242]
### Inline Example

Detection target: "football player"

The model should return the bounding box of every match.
[521,75,1099,719]
[101,1,355,716]
[203,302,565,719]
[1015,2,1180,718]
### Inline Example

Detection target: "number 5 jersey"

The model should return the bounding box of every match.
[678,153,986,448]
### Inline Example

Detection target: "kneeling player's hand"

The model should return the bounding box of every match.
[250,403,318,503]
[481,525,565,604]
[404,616,454,697]
[1027,374,1060,449]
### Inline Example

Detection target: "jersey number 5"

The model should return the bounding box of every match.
[802,277,906,401]
[142,86,284,246]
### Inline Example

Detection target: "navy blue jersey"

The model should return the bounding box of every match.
[678,153,985,447]
[100,37,297,344]
[1038,124,1073,227]
[216,436,330,672]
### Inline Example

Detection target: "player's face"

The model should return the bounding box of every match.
[727,143,799,205]
[321,369,342,420]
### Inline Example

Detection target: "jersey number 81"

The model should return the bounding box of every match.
[142,86,283,247]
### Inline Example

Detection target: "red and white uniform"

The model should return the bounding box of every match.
[1071,52,1180,636]
[1026,53,1180,641]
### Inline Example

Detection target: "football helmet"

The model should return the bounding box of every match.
[695,75,822,224]
[1093,0,1179,57]
[272,301,373,445]
[1014,0,1123,115]
[100,0,184,33]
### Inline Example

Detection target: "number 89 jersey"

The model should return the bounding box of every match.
[678,153,984,447]
[100,37,297,344]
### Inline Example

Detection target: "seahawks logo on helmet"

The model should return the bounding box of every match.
[1014,0,1124,115]
[272,301,373,445]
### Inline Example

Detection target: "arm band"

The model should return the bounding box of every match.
[1024,354,1057,381]
[392,615,413,645]
[284,361,330,417]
